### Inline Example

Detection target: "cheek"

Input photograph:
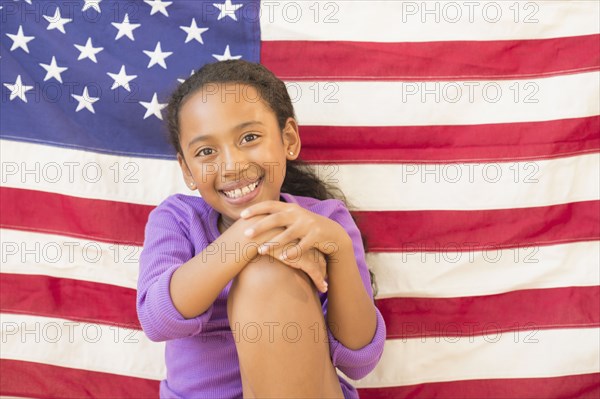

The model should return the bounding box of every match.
[266,162,287,183]
[195,171,217,191]
[194,161,221,185]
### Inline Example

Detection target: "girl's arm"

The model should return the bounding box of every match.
[239,199,384,351]
[138,197,330,341]
[325,233,378,350]
[169,214,280,319]
[238,198,386,378]
[318,201,386,380]
[137,198,287,342]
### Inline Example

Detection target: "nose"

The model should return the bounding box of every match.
[221,146,246,178]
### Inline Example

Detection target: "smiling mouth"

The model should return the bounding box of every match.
[220,176,263,199]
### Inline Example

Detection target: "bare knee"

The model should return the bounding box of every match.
[227,255,318,319]
[231,254,314,300]
[227,256,342,399]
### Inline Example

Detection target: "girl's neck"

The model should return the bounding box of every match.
[218,214,233,234]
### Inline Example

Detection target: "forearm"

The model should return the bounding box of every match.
[326,236,378,350]
[170,233,258,319]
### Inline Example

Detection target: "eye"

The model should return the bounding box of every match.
[242,133,259,143]
[196,148,214,157]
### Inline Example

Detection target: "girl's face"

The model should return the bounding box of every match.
[177,83,300,231]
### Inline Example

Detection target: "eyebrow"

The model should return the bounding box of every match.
[187,121,264,149]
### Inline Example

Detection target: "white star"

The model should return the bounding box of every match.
[74,37,104,63]
[180,18,209,44]
[39,56,68,83]
[139,93,167,120]
[71,86,100,113]
[213,0,243,21]
[178,70,195,84]
[111,13,141,41]
[212,45,242,61]
[43,7,72,34]
[107,65,137,92]
[143,42,172,69]
[82,0,102,13]
[144,0,172,17]
[3,75,34,103]
[6,25,35,53]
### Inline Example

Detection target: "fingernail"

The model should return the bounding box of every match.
[240,210,249,218]
[279,253,287,261]
[244,228,254,237]
[322,282,328,291]
[258,245,266,254]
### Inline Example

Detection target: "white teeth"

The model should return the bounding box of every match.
[223,179,260,199]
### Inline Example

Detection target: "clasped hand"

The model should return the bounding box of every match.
[229,201,347,293]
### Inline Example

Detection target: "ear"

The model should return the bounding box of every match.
[177,153,196,190]
[282,117,301,160]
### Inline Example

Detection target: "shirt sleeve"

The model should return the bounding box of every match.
[136,200,214,342]
[320,200,387,380]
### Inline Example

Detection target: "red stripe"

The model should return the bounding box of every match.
[0,187,152,246]
[0,359,159,399]
[2,188,598,252]
[298,116,600,164]
[3,275,598,341]
[354,200,600,252]
[262,35,600,81]
[357,373,600,399]
[0,273,141,330]
[377,286,600,339]
[1,358,596,399]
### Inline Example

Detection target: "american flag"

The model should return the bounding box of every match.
[1,0,599,398]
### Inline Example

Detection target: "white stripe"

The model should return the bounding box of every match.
[0,314,165,381]
[2,232,597,302]
[261,1,600,42]
[2,141,598,211]
[0,138,189,206]
[369,241,600,299]
[320,152,600,211]
[289,72,600,126]
[3,314,597,388]
[350,327,600,387]
[0,229,139,289]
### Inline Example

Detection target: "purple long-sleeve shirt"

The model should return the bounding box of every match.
[137,192,386,399]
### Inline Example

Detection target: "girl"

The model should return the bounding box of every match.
[136,60,386,399]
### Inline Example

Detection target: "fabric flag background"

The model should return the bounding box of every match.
[1,0,599,398]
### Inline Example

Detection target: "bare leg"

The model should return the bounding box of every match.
[227,255,344,399]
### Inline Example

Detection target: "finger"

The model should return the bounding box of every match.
[244,213,292,238]
[256,236,297,260]
[295,250,328,293]
[291,236,317,262]
[273,248,303,270]
[308,248,328,282]
[240,200,286,218]
[280,253,327,293]
[278,241,305,263]
[258,230,301,256]
[316,251,328,281]
[305,264,328,293]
